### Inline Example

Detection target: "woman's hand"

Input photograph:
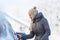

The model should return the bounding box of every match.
[14,32,22,40]
[17,34,22,38]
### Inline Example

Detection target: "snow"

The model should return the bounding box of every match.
[0,12,18,40]
[0,0,60,40]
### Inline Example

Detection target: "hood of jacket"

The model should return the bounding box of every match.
[33,12,44,23]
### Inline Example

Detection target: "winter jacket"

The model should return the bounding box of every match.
[21,12,51,40]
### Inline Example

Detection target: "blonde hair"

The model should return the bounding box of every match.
[28,6,38,31]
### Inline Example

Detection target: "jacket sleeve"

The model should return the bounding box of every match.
[21,31,35,39]
[41,18,51,40]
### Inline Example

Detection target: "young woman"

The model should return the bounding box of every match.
[17,6,51,40]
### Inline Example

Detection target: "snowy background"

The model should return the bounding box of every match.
[0,0,60,40]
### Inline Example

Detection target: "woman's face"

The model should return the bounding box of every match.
[29,14,32,20]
